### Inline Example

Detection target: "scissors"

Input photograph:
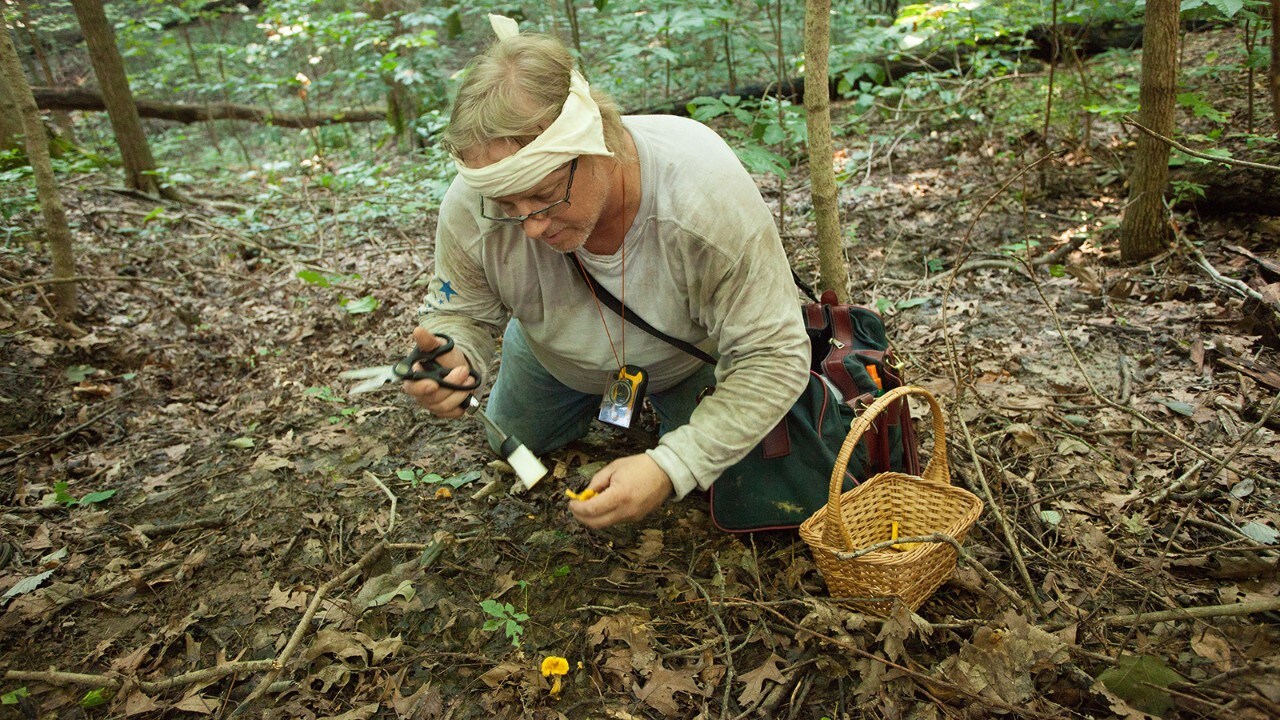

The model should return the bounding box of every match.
[338,335,548,489]
[339,334,482,395]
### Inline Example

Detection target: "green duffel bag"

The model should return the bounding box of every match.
[708,298,920,532]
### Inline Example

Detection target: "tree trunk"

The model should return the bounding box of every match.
[804,0,849,301]
[68,0,175,199]
[15,0,78,144]
[0,48,21,151]
[367,0,420,151]
[1271,0,1279,137]
[0,23,77,318]
[1120,0,1179,262]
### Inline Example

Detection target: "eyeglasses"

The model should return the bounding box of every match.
[480,158,578,225]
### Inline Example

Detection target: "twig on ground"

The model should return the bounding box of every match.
[230,540,389,716]
[365,471,397,535]
[833,531,1028,614]
[0,275,179,295]
[953,414,1043,616]
[1142,460,1206,505]
[1176,231,1280,317]
[1117,355,1132,405]
[0,389,139,469]
[1177,393,1280,500]
[1035,235,1087,266]
[1,670,122,689]
[46,559,182,616]
[1183,517,1280,556]
[1122,116,1280,172]
[1092,597,1280,627]
[688,573,736,720]
[934,151,1062,619]
[132,516,226,539]
[1224,244,1280,276]
[3,651,295,696]
[1190,662,1280,689]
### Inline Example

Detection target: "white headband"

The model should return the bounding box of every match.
[453,14,613,197]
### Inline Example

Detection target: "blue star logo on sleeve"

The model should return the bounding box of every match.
[438,280,458,303]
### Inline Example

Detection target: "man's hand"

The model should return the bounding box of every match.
[569,454,673,529]
[402,327,473,419]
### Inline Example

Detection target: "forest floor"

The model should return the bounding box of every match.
[3,35,1280,720]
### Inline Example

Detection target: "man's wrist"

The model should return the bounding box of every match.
[645,447,694,500]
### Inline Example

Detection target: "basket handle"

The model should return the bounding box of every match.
[821,385,949,552]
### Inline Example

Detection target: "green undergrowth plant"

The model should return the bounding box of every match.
[480,599,530,648]
[687,94,806,178]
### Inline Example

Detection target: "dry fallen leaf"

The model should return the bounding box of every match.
[264,582,309,614]
[736,653,786,706]
[627,529,664,564]
[173,695,219,714]
[635,660,703,716]
[588,614,657,672]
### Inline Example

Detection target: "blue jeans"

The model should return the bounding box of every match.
[484,320,715,455]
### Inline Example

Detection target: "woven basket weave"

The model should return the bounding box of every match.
[798,386,982,616]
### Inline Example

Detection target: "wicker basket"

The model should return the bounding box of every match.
[798,386,982,616]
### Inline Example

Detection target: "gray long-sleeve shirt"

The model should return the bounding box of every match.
[418,115,809,499]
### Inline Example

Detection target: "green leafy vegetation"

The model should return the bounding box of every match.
[480,598,530,647]
[1,687,31,705]
[50,482,117,507]
[1097,654,1183,717]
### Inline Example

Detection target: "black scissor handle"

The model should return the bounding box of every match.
[394,333,482,392]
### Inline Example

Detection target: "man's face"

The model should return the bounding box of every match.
[468,142,608,254]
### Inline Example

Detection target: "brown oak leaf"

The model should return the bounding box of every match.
[736,653,786,706]
[635,661,702,716]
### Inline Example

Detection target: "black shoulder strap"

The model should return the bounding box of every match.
[570,254,716,366]
[792,269,819,304]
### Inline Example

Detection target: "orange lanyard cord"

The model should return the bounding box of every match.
[573,165,628,371]
[575,252,623,370]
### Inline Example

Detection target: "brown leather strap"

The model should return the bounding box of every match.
[761,418,790,459]
[804,303,827,332]
[821,308,858,400]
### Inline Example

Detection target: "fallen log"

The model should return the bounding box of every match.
[635,21,1147,116]
[31,87,384,128]
[1172,163,1280,216]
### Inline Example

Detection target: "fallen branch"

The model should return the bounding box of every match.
[1093,597,1280,626]
[0,389,138,469]
[3,660,278,694]
[4,540,446,704]
[41,559,182,618]
[32,87,385,128]
[1122,116,1280,173]
[0,275,179,295]
[938,151,1063,619]
[230,541,390,716]
[132,516,226,539]
[687,574,736,719]
[833,531,1029,615]
[1177,232,1280,317]
[1142,459,1205,505]
[1224,244,1280,277]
